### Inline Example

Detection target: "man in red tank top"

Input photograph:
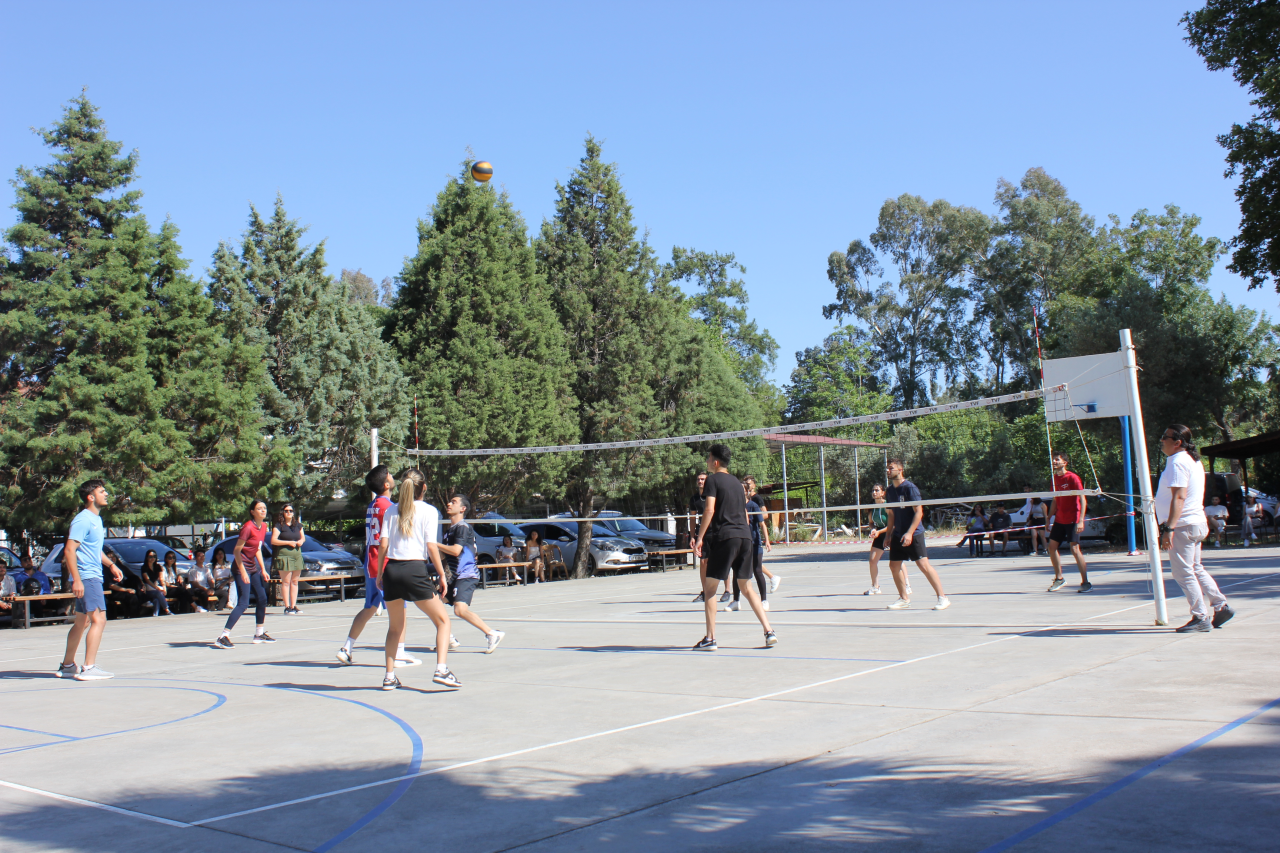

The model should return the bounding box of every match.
[1047,451,1091,593]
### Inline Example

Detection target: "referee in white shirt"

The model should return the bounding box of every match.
[1156,424,1234,633]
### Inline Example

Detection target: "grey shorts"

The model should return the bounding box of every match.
[74,577,107,613]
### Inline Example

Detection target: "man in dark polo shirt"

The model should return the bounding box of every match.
[986,503,1013,556]
[884,458,950,611]
[692,444,777,651]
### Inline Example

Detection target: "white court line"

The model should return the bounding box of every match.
[0,779,190,828]
[187,600,1154,826]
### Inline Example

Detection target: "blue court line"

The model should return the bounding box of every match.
[0,685,226,756]
[0,724,78,740]
[978,694,1280,853]
[510,647,904,663]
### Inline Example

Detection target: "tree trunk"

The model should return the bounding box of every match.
[571,488,594,579]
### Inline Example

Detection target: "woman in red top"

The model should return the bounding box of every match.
[212,499,275,648]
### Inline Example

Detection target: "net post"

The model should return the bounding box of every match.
[781,442,790,545]
[1121,328,1168,625]
[819,445,829,541]
[370,428,379,468]
[854,446,862,538]
[1120,416,1138,555]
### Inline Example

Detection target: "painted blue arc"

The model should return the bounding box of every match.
[978,695,1280,853]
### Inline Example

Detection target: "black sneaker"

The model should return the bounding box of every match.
[432,669,461,688]
[57,662,80,678]
[1175,617,1211,633]
[693,636,717,651]
[381,674,401,691]
[253,632,276,644]
[693,592,705,603]
[213,635,234,649]
[1211,604,1234,628]
[1077,581,1093,593]
[764,631,778,647]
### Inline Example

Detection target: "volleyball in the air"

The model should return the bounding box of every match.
[471,161,493,182]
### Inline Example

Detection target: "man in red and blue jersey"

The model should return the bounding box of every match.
[336,466,420,666]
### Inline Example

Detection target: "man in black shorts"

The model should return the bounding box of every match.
[692,444,777,650]
[884,458,950,611]
[1047,451,1091,592]
[437,495,506,653]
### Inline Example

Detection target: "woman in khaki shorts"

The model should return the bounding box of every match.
[271,504,306,614]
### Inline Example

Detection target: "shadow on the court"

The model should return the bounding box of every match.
[1,718,1277,853]
[0,671,57,680]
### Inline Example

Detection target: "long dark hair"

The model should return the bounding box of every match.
[1166,424,1201,462]
[246,499,268,523]
[527,529,542,546]
[275,504,295,526]
[143,549,158,568]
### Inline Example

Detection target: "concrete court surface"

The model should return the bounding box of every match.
[0,540,1277,853]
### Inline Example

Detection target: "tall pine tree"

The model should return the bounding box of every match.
[0,95,277,538]
[387,163,576,510]
[208,197,407,508]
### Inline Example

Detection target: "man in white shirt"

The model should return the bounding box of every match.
[1203,495,1229,547]
[1155,425,1232,633]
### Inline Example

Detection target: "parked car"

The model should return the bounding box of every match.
[470,514,527,564]
[0,546,22,569]
[41,538,192,585]
[308,531,354,553]
[519,521,647,575]
[591,511,677,553]
[155,536,194,560]
[207,535,363,579]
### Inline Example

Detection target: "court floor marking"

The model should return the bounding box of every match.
[186,600,1154,826]
[0,778,191,828]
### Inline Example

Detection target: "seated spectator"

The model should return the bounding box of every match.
[495,535,523,584]
[139,550,172,616]
[1204,495,1229,548]
[186,546,217,611]
[104,569,144,620]
[15,555,52,594]
[162,550,199,613]
[1244,495,1263,546]
[956,506,987,557]
[986,503,1013,556]
[0,563,15,620]
[210,549,234,606]
[12,555,55,620]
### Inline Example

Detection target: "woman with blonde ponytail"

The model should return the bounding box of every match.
[376,469,460,690]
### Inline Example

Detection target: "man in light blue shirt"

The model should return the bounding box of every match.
[59,479,123,681]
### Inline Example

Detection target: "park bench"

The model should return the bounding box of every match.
[269,574,355,604]
[480,561,532,588]
[5,592,77,629]
[647,548,693,571]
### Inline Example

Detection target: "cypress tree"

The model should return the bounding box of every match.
[0,95,276,537]
[387,164,575,511]
[208,197,408,509]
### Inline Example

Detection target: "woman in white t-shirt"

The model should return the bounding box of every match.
[1156,424,1231,632]
[377,468,459,691]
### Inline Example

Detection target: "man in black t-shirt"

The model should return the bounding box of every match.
[986,503,1012,556]
[883,458,950,611]
[692,444,777,651]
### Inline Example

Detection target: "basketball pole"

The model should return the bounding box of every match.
[1120,328,1168,626]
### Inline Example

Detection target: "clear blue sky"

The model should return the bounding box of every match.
[0,1,1260,386]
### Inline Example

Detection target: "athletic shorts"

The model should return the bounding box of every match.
[1049,522,1080,545]
[381,559,438,602]
[889,532,927,563]
[448,577,479,606]
[706,537,754,582]
[74,577,107,614]
[871,532,887,551]
[364,575,385,609]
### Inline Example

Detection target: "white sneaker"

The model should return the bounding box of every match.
[762,600,770,611]
[769,576,782,593]
[75,665,114,681]
[449,636,461,651]
[375,604,386,617]
[864,586,881,595]
[195,606,208,613]
[933,596,951,611]
[1244,540,1251,548]
[905,584,913,595]
[485,630,505,654]
[395,653,422,667]
[887,598,910,610]
[1214,541,1222,548]
[726,600,740,611]
[336,647,353,665]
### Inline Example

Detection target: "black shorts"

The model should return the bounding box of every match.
[1049,522,1080,545]
[706,538,754,582]
[889,532,927,562]
[871,532,887,551]
[448,577,479,606]
[381,559,438,602]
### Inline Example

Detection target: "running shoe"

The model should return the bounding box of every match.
[336,647,353,665]
[1213,541,1222,548]
[283,607,294,615]
[432,668,462,688]
[56,662,79,679]
[449,635,461,651]
[763,631,778,647]
[693,592,705,603]
[395,653,422,667]
[1175,617,1211,633]
[381,674,401,691]
[1048,578,1066,592]
[1212,604,1235,628]
[195,606,208,613]
[213,635,234,649]
[864,586,881,595]
[762,600,770,611]
[692,636,718,651]
[74,665,114,681]
[933,596,951,611]
[253,632,276,643]
[485,630,505,653]
[905,584,913,595]
[726,599,740,611]
[1243,540,1251,547]
[770,576,782,593]
[887,598,911,610]
[293,606,304,614]
[718,591,732,603]
[1077,582,1093,593]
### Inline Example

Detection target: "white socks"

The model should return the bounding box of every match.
[343,637,355,653]
[220,628,231,639]
[254,626,265,637]
[397,643,406,657]
[435,663,448,674]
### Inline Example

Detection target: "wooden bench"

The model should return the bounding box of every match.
[5,592,77,629]
[481,562,532,588]
[648,549,694,571]
[269,574,355,603]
